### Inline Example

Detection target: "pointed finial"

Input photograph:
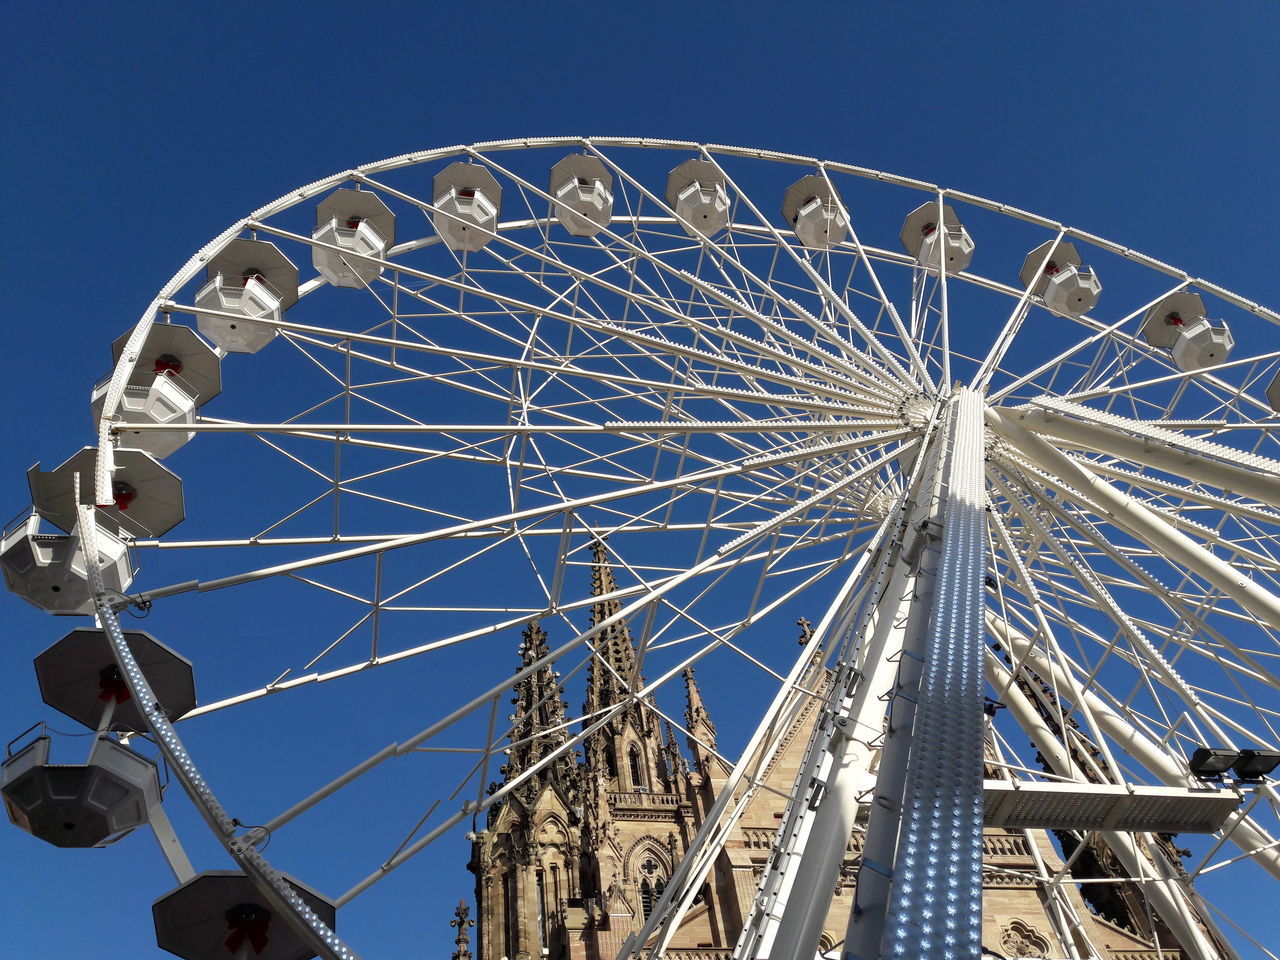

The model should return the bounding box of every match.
[664,718,688,779]
[797,617,813,645]
[521,619,549,664]
[683,667,717,747]
[451,900,475,960]
[590,537,618,599]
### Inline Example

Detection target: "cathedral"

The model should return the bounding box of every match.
[461,542,1205,960]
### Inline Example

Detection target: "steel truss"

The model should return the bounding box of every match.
[11,138,1276,960]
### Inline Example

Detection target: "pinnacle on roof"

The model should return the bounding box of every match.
[663,717,689,781]
[585,538,639,711]
[683,666,717,751]
[505,620,574,789]
[450,900,474,960]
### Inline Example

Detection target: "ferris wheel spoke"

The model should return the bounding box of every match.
[990,406,1280,632]
[269,509,870,908]
[688,151,918,388]
[974,230,1068,390]
[988,278,1195,404]
[998,453,1280,640]
[998,463,1269,701]
[1020,396,1280,502]
[135,422,886,607]
[807,164,935,394]
[1060,349,1280,418]
[294,317,877,419]
[452,152,868,383]
[384,267,896,419]
[362,163,899,404]
[993,470,1233,728]
[985,503,1131,775]
[576,144,878,373]
[993,460,1280,749]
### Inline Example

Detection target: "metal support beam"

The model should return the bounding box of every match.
[879,388,988,959]
[148,803,196,884]
[841,430,950,960]
[991,617,1280,882]
[988,407,1280,632]
[740,413,947,960]
[987,620,1237,960]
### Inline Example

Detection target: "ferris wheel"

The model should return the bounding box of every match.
[3,138,1279,960]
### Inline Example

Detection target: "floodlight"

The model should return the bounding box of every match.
[1188,747,1240,778]
[1232,749,1280,781]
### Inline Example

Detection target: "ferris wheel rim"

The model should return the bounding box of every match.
[26,136,1279,960]
[133,136,1279,328]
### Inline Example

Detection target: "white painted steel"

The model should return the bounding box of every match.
[7,139,1278,960]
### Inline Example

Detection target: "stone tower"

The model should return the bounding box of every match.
[466,543,1198,960]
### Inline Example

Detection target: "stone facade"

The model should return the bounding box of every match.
[465,544,1196,960]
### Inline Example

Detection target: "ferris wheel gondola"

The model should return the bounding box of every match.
[3,138,1280,960]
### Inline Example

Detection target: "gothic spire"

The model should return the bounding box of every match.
[584,538,639,712]
[450,900,474,960]
[683,666,717,753]
[504,620,576,795]
[663,717,688,783]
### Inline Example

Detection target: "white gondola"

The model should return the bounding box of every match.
[782,174,848,249]
[153,871,337,960]
[901,201,974,275]
[1044,265,1102,318]
[28,447,184,539]
[194,239,299,354]
[1140,291,1207,349]
[2,732,161,847]
[91,323,221,459]
[312,188,395,288]
[1171,318,1234,371]
[550,154,613,238]
[666,159,730,237]
[0,513,133,615]
[432,162,501,252]
[1018,240,1102,318]
[91,372,196,460]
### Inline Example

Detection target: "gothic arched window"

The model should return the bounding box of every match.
[629,745,645,789]
[605,746,618,779]
[639,856,666,920]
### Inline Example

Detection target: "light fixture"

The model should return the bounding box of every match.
[1232,749,1280,781]
[1188,747,1240,779]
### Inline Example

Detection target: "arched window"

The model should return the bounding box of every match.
[629,745,645,789]
[638,856,666,920]
[605,746,617,779]
[640,878,656,920]
[536,869,548,950]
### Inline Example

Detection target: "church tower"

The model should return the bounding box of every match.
[469,620,584,960]
[470,541,746,960]
[466,544,1198,960]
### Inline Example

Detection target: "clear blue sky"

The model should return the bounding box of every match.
[2,3,1278,958]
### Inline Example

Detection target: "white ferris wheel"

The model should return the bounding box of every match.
[3,138,1279,960]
